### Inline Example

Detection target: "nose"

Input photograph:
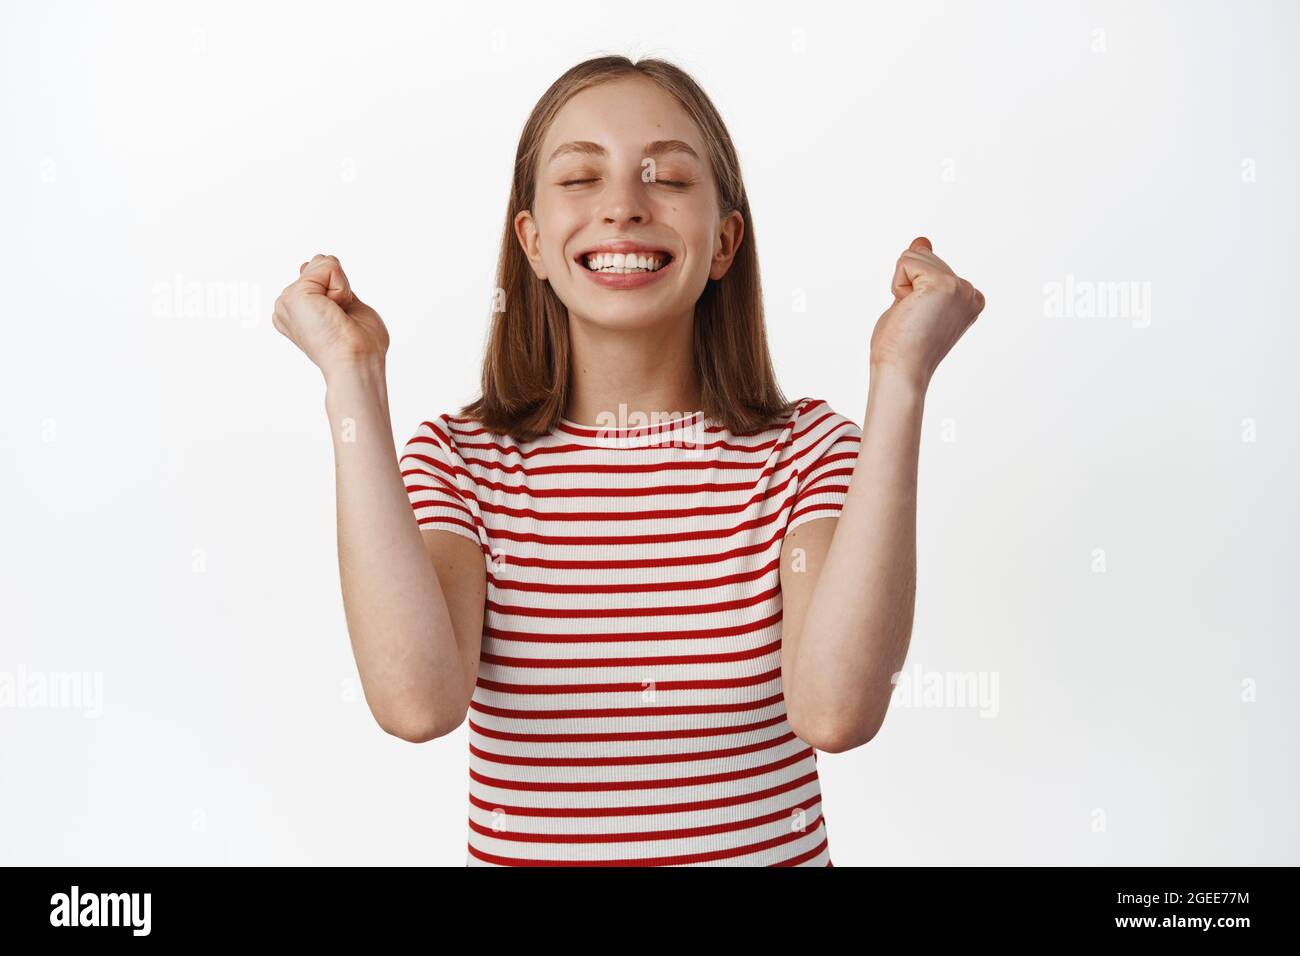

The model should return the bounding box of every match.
[597,172,650,226]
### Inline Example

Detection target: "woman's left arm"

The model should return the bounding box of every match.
[781,236,986,753]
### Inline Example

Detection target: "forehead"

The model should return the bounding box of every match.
[541,76,705,163]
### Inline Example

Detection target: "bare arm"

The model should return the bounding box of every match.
[326,359,485,742]
[781,237,985,752]
[780,371,923,753]
[275,253,485,743]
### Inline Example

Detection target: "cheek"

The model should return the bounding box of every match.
[670,201,716,245]
[685,224,717,267]
[535,202,584,266]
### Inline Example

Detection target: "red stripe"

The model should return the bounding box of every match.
[470,745,815,792]
[478,637,781,670]
[466,815,825,866]
[485,584,780,619]
[772,835,830,867]
[470,728,798,768]
[788,496,850,525]
[476,665,782,698]
[413,514,479,536]
[478,529,785,571]
[467,711,789,744]
[467,797,821,844]
[482,610,784,644]
[488,555,781,593]
[468,769,820,816]
[469,691,786,721]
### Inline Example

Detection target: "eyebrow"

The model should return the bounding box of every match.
[546,139,701,165]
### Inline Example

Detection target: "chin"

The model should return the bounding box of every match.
[553,285,679,326]
[572,302,677,331]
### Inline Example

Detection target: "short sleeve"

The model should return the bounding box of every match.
[398,415,483,547]
[787,399,863,534]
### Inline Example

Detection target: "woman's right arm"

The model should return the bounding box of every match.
[275,254,485,743]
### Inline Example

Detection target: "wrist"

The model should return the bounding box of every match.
[868,360,929,403]
[323,353,386,389]
[323,355,389,414]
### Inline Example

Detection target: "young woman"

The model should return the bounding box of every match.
[273,56,985,867]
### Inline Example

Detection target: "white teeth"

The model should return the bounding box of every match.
[583,251,668,273]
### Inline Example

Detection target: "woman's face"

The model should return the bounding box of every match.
[518,75,743,331]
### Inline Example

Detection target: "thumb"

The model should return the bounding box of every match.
[909,235,932,254]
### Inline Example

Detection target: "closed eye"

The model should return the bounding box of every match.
[560,178,689,188]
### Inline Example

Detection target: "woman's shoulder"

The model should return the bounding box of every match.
[783,396,862,439]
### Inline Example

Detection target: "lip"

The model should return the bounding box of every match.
[577,254,676,290]
[574,239,676,291]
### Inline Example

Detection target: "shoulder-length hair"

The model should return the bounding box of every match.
[459,55,798,441]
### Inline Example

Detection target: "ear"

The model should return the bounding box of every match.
[514,209,548,280]
[709,210,745,281]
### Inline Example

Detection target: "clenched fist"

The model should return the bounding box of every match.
[272,254,389,378]
[869,237,985,388]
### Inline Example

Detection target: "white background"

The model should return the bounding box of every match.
[2,0,1296,865]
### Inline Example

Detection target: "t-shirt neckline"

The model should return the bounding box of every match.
[553,409,710,449]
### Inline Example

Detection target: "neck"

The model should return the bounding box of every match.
[563,309,702,426]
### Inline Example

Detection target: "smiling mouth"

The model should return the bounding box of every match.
[577,251,673,274]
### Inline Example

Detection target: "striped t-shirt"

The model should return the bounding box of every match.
[398,396,862,866]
